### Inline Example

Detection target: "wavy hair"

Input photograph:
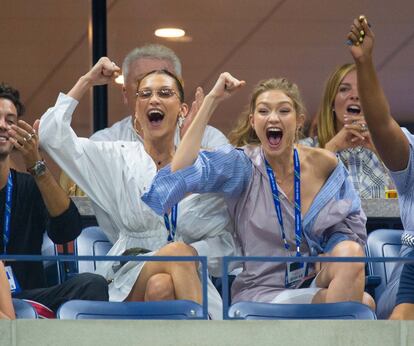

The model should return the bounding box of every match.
[0,83,25,116]
[316,63,356,148]
[229,78,305,147]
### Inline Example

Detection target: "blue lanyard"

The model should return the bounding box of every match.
[265,148,302,257]
[164,204,178,242]
[3,172,13,254]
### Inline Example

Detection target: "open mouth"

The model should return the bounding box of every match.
[346,105,361,115]
[266,128,283,147]
[0,135,9,143]
[147,109,165,126]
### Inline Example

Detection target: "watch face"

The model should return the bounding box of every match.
[29,160,46,176]
[35,161,46,175]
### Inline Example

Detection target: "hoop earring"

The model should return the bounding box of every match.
[134,117,142,134]
[177,114,185,129]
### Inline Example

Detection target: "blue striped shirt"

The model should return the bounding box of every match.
[142,144,252,215]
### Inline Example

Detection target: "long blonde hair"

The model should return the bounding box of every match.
[316,63,356,148]
[229,78,306,147]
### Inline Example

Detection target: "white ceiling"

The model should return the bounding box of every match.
[2,0,414,142]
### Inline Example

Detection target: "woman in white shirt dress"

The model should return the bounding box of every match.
[39,58,235,319]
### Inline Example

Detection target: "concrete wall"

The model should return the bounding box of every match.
[0,320,413,346]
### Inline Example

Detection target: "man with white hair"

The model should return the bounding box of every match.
[60,45,229,246]
[90,44,228,145]
[61,44,228,196]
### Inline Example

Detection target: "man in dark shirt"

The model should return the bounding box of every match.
[0,83,108,313]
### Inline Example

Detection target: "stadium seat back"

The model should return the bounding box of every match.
[366,229,403,299]
[57,299,204,320]
[228,301,376,320]
[75,226,112,273]
[12,299,38,319]
[42,233,62,285]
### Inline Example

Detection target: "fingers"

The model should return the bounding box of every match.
[349,130,365,141]
[223,73,246,91]
[209,72,245,100]
[100,57,121,78]
[344,115,369,133]
[8,120,38,153]
[33,119,40,134]
[187,87,205,119]
[195,87,204,103]
[343,114,365,124]
[347,15,373,46]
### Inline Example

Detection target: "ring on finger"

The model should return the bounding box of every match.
[360,123,368,132]
[27,133,35,141]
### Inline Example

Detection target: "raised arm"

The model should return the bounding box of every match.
[68,57,120,101]
[171,72,245,172]
[38,58,133,219]
[347,16,409,171]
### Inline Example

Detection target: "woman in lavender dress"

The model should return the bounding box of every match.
[143,73,374,307]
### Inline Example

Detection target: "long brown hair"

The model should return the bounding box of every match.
[229,78,305,147]
[316,63,356,148]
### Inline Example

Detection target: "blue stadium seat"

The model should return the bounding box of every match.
[74,226,112,273]
[57,300,204,320]
[12,299,38,319]
[366,229,403,300]
[228,301,376,320]
[41,233,62,285]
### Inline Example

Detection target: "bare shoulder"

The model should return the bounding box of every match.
[297,145,338,179]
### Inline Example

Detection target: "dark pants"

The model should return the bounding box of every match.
[396,259,414,306]
[377,246,414,319]
[13,273,109,312]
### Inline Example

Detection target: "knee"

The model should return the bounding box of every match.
[144,273,175,301]
[330,241,365,275]
[155,242,199,272]
[331,240,365,258]
[362,292,376,311]
[158,242,198,257]
[75,273,109,301]
[390,303,414,320]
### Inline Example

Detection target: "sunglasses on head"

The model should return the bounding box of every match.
[136,88,177,99]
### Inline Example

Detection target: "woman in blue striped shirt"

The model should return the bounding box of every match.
[347,14,414,320]
[143,72,374,308]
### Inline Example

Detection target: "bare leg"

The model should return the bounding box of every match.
[126,242,202,304]
[312,241,368,304]
[144,273,176,301]
[389,303,414,320]
[362,292,376,311]
[0,262,15,319]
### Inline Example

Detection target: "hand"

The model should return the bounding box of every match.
[344,114,376,151]
[180,86,204,138]
[325,115,368,152]
[347,15,374,62]
[8,119,42,169]
[83,57,121,86]
[207,72,246,102]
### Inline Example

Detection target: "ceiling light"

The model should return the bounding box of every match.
[155,28,185,38]
[115,74,124,85]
